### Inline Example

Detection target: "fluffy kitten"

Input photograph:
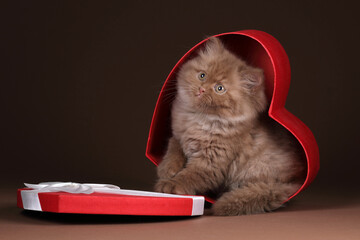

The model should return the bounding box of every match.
[155,38,305,215]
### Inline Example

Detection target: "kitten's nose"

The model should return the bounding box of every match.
[199,87,205,94]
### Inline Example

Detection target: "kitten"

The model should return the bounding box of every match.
[155,37,305,215]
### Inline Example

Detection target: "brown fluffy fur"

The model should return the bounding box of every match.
[155,38,305,215]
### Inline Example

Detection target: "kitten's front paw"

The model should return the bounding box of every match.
[155,179,195,195]
[157,165,181,179]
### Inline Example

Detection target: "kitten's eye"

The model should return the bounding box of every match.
[198,72,206,81]
[214,84,226,94]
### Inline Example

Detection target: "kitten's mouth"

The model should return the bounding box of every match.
[194,94,213,109]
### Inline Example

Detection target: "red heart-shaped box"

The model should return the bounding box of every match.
[146,30,319,203]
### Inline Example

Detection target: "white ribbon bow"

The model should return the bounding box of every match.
[24,182,121,194]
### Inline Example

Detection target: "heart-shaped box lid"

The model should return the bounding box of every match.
[17,187,204,216]
[146,30,319,202]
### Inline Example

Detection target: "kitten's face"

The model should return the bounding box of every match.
[176,38,267,119]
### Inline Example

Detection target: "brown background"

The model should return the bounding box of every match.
[1,0,360,195]
[1,1,360,239]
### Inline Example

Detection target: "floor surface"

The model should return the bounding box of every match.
[1,186,359,240]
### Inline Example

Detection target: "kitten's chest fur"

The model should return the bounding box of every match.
[171,101,302,185]
[172,105,248,162]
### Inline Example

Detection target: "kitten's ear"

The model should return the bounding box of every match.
[201,37,225,56]
[239,67,264,91]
